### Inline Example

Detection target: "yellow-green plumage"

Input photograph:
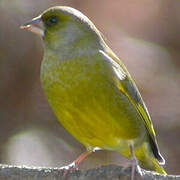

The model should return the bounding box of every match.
[24,6,166,175]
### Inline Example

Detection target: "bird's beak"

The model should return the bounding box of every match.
[20,15,44,37]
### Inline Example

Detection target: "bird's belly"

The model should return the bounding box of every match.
[44,82,146,152]
[41,56,146,152]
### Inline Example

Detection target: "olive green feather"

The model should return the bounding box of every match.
[23,6,166,175]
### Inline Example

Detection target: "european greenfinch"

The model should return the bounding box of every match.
[21,6,166,178]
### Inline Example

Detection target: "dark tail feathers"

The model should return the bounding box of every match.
[149,136,165,165]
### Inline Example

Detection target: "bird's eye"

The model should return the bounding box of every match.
[46,16,59,26]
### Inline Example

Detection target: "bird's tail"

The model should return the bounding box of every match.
[138,154,167,175]
[134,143,167,175]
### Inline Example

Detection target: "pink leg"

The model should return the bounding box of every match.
[74,151,92,166]
[130,145,136,180]
[122,146,142,179]
[60,151,92,175]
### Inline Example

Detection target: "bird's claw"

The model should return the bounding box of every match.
[60,161,79,176]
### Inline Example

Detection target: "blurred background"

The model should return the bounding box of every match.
[0,0,179,175]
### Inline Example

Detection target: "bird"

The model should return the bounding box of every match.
[20,6,167,179]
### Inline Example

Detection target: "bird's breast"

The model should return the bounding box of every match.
[40,53,146,149]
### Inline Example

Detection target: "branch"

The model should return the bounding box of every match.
[0,164,179,180]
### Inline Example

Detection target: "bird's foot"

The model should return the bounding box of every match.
[59,151,91,177]
[122,156,143,179]
[128,145,143,180]
[130,155,143,175]
[130,157,143,180]
[60,161,79,176]
[122,161,143,177]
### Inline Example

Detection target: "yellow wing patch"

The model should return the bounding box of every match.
[100,50,157,141]
[99,50,164,163]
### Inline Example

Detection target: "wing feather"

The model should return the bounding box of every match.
[99,50,165,164]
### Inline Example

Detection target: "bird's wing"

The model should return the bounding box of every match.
[99,50,164,164]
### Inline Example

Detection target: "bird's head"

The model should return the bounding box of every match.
[20,6,104,51]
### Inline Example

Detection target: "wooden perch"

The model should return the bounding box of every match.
[0,164,179,180]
